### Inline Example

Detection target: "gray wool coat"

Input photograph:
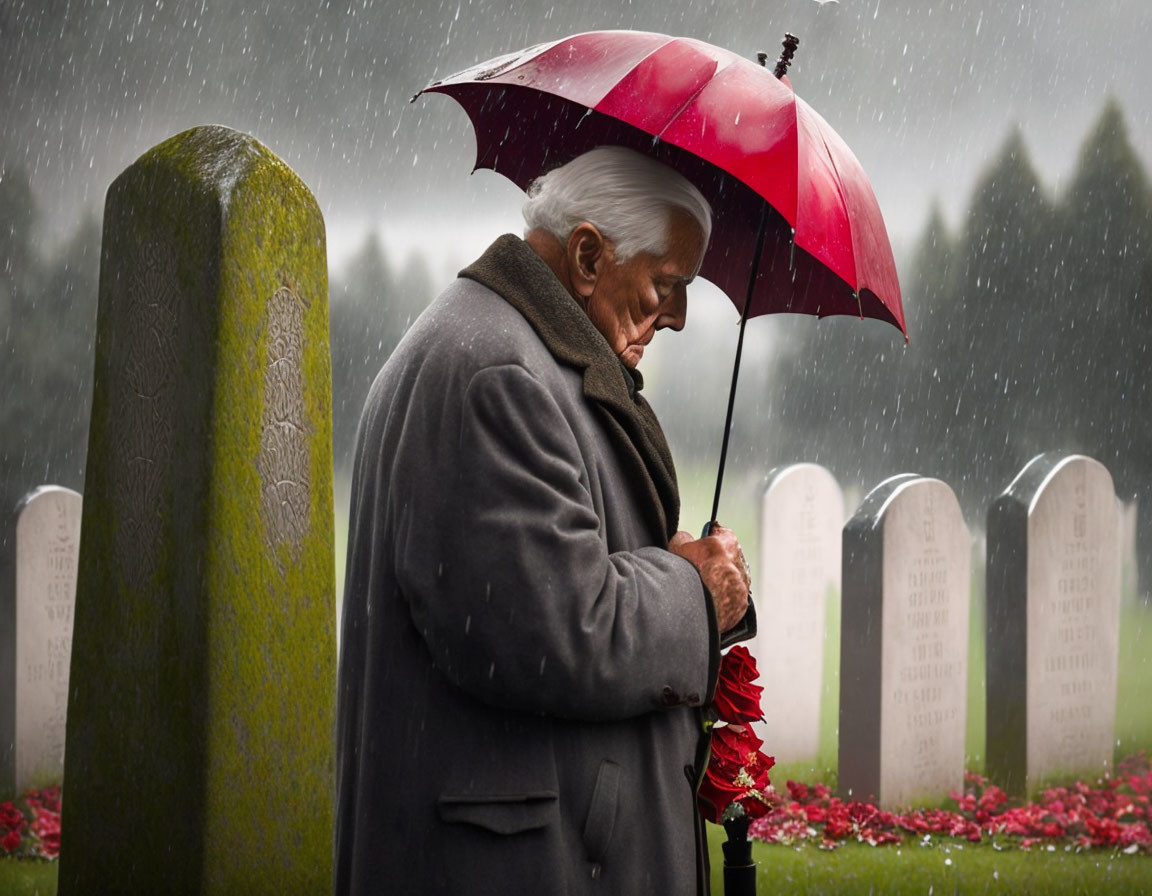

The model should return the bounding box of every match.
[335,235,722,895]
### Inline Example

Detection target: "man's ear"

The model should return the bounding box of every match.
[567,222,606,299]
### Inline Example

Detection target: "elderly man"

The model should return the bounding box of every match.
[336,146,753,895]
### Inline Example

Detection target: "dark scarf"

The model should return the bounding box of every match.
[460,234,681,542]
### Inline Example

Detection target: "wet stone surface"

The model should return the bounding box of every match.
[987,453,1122,794]
[840,475,970,809]
[752,463,843,764]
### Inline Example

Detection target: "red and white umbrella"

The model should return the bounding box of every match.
[419,30,906,519]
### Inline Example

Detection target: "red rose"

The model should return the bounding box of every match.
[787,780,810,802]
[39,786,61,814]
[698,760,748,823]
[37,829,60,859]
[710,724,765,774]
[0,803,23,832]
[714,647,764,725]
[738,789,772,820]
[714,679,764,725]
[697,723,776,823]
[1,829,20,853]
[27,804,60,859]
[721,646,759,684]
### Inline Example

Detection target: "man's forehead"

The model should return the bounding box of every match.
[663,212,707,277]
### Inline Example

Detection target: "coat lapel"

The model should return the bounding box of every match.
[460,235,681,542]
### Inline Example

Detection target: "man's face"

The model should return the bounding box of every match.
[584,210,707,370]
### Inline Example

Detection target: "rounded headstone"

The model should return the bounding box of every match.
[752,463,842,764]
[839,475,971,808]
[5,486,82,795]
[986,453,1121,793]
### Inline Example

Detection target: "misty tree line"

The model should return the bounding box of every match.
[0,179,436,525]
[759,99,1152,588]
[0,171,100,535]
[2,98,1150,588]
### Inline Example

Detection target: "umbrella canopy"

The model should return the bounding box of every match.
[419,29,906,336]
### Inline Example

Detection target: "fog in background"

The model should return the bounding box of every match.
[3,0,1151,555]
[4,0,1149,266]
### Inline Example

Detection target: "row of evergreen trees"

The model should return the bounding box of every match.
[761,100,1151,587]
[2,99,1149,585]
[0,174,438,531]
[0,170,99,540]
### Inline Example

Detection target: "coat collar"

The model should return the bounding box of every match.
[460,234,681,541]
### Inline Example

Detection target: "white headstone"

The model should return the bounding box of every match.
[9,486,81,793]
[752,464,842,763]
[839,475,971,808]
[986,454,1121,793]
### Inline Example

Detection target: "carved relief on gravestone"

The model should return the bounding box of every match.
[840,475,970,809]
[110,241,179,593]
[258,283,311,562]
[13,487,81,791]
[987,454,1121,792]
[753,464,842,764]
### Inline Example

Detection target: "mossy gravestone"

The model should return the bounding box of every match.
[59,126,335,894]
[839,475,970,809]
[986,453,1121,795]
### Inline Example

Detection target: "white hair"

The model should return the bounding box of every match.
[522,146,712,261]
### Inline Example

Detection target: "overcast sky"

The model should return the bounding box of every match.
[3,0,1149,274]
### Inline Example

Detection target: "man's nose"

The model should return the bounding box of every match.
[657,286,688,332]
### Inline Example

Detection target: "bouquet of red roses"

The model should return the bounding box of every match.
[697,645,775,825]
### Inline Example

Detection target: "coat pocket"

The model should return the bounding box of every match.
[437,791,559,835]
[581,760,621,863]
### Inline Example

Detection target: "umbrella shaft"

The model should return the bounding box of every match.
[709,201,772,524]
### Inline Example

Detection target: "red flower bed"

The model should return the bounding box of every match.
[0,786,61,860]
[748,752,1152,853]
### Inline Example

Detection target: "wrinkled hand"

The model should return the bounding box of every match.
[668,523,751,634]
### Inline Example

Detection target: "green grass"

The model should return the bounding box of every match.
[0,860,56,895]
[1117,603,1152,755]
[11,834,1152,896]
[708,832,1152,895]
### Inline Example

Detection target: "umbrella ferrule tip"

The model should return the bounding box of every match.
[773,33,800,79]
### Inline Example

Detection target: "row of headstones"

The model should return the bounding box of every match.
[751,456,1126,808]
[1,451,1126,816]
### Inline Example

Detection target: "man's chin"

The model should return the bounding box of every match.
[620,346,644,369]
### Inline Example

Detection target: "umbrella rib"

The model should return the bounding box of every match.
[653,73,724,142]
[594,36,731,141]
[814,126,859,306]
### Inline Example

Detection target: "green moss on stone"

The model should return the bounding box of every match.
[60,126,334,895]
